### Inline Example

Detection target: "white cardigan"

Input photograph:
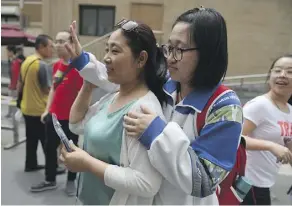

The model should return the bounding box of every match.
[69,91,165,205]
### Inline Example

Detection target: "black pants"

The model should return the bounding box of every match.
[241,186,271,205]
[23,115,46,169]
[45,115,79,182]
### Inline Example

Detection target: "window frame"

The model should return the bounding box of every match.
[79,5,116,36]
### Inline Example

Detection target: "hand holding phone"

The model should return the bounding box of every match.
[284,137,292,151]
[52,113,72,152]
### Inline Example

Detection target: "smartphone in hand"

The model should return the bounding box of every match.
[52,113,72,152]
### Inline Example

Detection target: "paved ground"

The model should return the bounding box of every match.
[1,104,76,205]
[1,103,292,205]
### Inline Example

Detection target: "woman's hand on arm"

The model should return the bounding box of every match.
[123,105,158,138]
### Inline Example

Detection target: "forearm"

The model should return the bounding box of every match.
[72,52,119,92]
[243,135,273,151]
[69,83,93,124]
[84,154,109,180]
[45,88,55,112]
[16,80,22,93]
[83,146,161,197]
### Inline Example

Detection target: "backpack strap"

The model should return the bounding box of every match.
[196,84,230,134]
[238,138,246,176]
[53,63,74,90]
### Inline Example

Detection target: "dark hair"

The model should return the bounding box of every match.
[288,95,292,106]
[173,7,228,89]
[16,47,26,62]
[16,46,23,54]
[35,34,52,50]
[118,22,167,105]
[7,45,17,54]
[267,54,292,81]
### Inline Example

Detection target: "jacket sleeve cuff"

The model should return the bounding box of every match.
[104,165,120,188]
[139,116,166,150]
[70,51,89,71]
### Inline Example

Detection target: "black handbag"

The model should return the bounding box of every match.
[17,58,40,109]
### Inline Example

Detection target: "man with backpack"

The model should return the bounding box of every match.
[18,34,54,172]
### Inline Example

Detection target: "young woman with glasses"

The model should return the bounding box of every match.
[64,7,244,205]
[241,54,292,205]
[59,20,167,205]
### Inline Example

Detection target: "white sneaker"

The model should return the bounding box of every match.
[65,181,76,197]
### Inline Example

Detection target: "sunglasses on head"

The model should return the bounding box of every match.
[115,19,139,33]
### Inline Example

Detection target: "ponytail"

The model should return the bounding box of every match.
[145,45,168,105]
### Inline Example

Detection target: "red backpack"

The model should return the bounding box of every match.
[196,85,247,205]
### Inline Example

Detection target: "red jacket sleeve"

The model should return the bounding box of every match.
[9,59,21,90]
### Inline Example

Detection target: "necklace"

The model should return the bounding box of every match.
[267,94,287,111]
[269,96,281,110]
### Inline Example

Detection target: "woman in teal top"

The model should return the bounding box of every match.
[60,20,167,205]
[80,95,136,205]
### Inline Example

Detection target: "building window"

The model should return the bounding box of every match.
[79,5,115,36]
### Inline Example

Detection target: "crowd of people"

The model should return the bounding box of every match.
[5,5,292,206]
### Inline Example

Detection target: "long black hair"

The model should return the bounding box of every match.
[119,22,167,105]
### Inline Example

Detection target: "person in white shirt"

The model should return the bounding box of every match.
[241,54,292,205]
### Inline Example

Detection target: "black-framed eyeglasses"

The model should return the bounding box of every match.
[161,44,199,61]
[115,19,139,33]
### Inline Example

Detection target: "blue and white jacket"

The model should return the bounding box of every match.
[71,52,243,205]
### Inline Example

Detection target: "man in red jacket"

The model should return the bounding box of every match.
[30,30,83,196]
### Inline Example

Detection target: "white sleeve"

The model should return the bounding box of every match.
[69,93,114,135]
[79,53,119,93]
[243,97,266,126]
[104,98,164,197]
[148,122,193,194]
